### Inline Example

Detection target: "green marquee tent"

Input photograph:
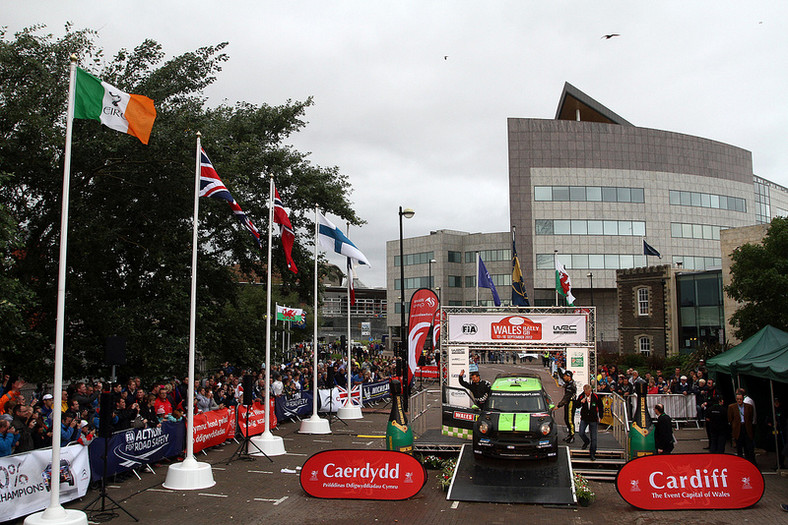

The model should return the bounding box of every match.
[706,325,788,383]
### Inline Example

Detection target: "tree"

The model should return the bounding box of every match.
[725,216,788,340]
[0,25,361,381]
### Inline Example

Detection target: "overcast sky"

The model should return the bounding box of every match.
[5,1,787,286]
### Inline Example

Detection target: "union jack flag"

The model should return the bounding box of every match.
[336,385,362,406]
[199,148,261,247]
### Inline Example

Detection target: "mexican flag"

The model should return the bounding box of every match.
[74,67,156,144]
[555,256,576,306]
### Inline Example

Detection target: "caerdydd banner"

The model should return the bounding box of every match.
[89,421,184,481]
[446,313,587,344]
[0,444,91,522]
[407,288,440,384]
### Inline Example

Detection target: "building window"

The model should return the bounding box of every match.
[534,185,645,203]
[672,256,722,271]
[448,276,463,288]
[395,277,432,290]
[536,253,648,270]
[465,249,511,263]
[394,251,435,267]
[671,222,727,240]
[669,190,746,213]
[637,288,649,316]
[465,276,476,288]
[638,336,651,356]
[535,219,646,237]
[448,250,462,263]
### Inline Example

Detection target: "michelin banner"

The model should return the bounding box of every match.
[0,444,91,522]
[318,380,390,412]
[89,421,185,481]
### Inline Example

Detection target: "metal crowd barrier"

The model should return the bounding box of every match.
[597,391,630,456]
[628,393,699,428]
[409,388,431,436]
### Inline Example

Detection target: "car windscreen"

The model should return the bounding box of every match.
[487,392,546,412]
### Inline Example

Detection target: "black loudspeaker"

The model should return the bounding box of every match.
[242,375,254,406]
[98,392,114,438]
[104,336,126,366]
[326,365,335,386]
[340,335,347,350]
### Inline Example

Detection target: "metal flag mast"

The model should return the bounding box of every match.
[300,205,331,433]
[250,175,286,455]
[337,222,363,419]
[25,54,90,525]
[162,133,216,491]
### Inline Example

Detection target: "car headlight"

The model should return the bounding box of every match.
[479,421,491,434]
[540,422,551,436]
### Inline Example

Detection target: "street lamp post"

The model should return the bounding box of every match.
[429,258,436,290]
[398,206,415,407]
[587,272,594,306]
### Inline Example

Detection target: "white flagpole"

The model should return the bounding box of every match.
[299,206,330,433]
[251,176,287,452]
[338,223,362,419]
[475,251,480,306]
[28,54,90,525]
[162,133,214,490]
[554,249,559,307]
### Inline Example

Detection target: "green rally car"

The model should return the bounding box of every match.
[472,374,558,460]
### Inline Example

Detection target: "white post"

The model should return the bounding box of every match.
[299,206,330,433]
[25,55,90,525]
[554,249,559,307]
[250,176,287,452]
[162,133,215,490]
[337,224,362,419]
[475,251,480,306]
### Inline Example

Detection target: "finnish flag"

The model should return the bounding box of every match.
[317,212,371,266]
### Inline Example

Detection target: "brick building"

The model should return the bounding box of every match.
[616,264,675,358]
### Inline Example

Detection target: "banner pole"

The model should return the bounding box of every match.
[264,175,274,433]
[313,206,319,416]
[475,251,480,306]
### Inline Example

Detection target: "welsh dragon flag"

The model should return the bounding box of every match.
[555,256,576,306]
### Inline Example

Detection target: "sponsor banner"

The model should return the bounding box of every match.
[415,366,438,379]
[89,421,184,481]
[300,449,426,500]
[362,380,391,405]
[600,394,615,426]
[566,347,590,388]
[407,288,440,384]
[236,399,278,436]
[441,405,476,436]
[0,444,91,522]
[447,346,471,408]
[616,453,764,510]
[446,313,587,344]
[194,407,234,453]
[432,310,441,350]
[318,381,391,412]
[275,392,314,421]
[361,321,371,336]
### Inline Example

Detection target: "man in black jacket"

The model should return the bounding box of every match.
[556,371,577,443]
[654,403,674,454]
[576,384,604,460]
[706,395,728,454]
[458,369,491,409]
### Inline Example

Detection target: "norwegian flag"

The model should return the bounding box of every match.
[199,148,261,247]
[273,187,298,273]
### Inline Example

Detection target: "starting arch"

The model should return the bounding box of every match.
[438,306,596,438]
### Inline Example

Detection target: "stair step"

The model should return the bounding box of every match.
[571,458,626,465]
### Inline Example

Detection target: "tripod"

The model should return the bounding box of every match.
[82,430,138,522]
[227,401,272,464]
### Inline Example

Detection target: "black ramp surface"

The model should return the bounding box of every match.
[448,444,575,505]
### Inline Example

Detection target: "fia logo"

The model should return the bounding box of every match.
[124,431,135,443]
[462,324,477,335]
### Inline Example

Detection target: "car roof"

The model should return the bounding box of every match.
[490,376,543,392]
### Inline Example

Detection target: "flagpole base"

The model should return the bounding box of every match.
[337,405,363,420]
[299,415,332,434]
[162,455,216,490]
[249,431,286,456]
[24,508,88,525]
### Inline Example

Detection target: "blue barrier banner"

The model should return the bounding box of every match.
[89,421,185,481]
[362,379,390,404]
[274,392,314,421]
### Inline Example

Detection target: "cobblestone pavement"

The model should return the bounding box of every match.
[10,362,787,524]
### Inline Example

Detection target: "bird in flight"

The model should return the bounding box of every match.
[444,55,448,60]
[601,33,620,39]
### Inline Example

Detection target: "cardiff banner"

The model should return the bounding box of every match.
[300,449,427,500]
[236,399,278,436]
[89,421,184,481]
[407,288,440,384]
[616,453,764,510]
[0,444,91,522]
[194,407,235,453]
[446,313,587,344]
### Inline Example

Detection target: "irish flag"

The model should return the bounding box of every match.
[73,67,156,144]
[555,255,576,306]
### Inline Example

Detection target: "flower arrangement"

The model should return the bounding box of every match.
[421,455,445,470]
[574,472,595,506]
[439,457,457,491]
